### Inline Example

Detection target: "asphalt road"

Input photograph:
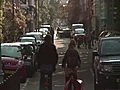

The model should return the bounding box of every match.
[20,38,94,90]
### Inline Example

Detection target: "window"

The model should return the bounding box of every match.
[101,39,120,55]
[1,46,22,58]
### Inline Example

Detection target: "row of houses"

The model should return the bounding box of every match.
[80,0,118,37]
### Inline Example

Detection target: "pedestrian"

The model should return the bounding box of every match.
[36,34,58,90]
[50,27,54,43]
[57,27,61,37]
[62,39,81,83]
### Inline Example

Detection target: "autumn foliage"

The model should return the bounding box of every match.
[2,1,26,42]
[66,0,82,25]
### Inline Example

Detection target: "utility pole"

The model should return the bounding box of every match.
[37,0,40,31]
[87,0,92,49]
[10,0,15,42]
[12,0,15,23]
[28,0,35,32]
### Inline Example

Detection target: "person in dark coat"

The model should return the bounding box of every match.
[37,34,58,90]
[37,34,58,69]
[50,27,54,43]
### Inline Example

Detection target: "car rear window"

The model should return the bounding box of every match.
[1,46,22,58]
[101,39,120,55]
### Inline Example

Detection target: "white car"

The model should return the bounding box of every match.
[26,32,44,44]
[39,28,50,37]
[74,28,85,35]
[20,37,36,43]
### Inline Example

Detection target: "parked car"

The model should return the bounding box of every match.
[71,23,84,31]
[14,42,38,77]
[38,28,50,37]
[40,24,51,32]
[20,36,36,43]
[19,34,40,48]
[93,36,120,90]
[1,43,27,83]
[26,32,44,45]
[17,34,39,49]
[40,24,53,36]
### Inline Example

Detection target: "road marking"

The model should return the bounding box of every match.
[85,55,88,57]
[53,71,64,76]
[59,54,64,56]
[79,69,87,72]
[90,68,94,77]
[54,84,65,87]
[82,57,87,60]
[83,61,88,64]
[21,78,29,90]
[58,64,62,66]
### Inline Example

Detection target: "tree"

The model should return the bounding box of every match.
[2,1,26,42]
[38,3,50,24]
[66,0,82,26]
[114,0,120,32]
[0,0,4,39]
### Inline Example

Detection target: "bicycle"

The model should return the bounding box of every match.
[39,65,53,90]
[64,72,83,90]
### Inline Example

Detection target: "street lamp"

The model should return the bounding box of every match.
[87,0,92,49]
[28,0,35,32]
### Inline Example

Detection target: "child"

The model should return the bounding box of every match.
[62,39,81,83]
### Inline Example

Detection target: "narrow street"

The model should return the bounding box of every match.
[20,37,94,90]
[1,0,120,90]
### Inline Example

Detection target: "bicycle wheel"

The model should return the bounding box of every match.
[71,82,76,90]
[71,83,74,90]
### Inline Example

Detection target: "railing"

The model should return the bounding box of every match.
[0,68,20,90]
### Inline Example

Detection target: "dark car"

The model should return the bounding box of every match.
[1,43,27,83]
[93,36,120,90]
[58,27,71,38]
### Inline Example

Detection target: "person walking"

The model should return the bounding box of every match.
[36,34,58,90]
[62,39,81,83]
[50,27,54,43]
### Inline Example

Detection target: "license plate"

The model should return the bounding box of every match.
[4,70,15,74]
